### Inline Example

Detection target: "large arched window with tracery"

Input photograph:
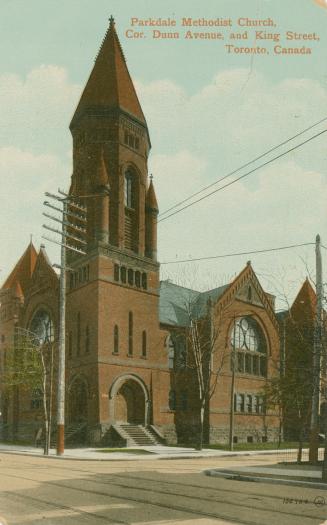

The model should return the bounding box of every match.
[30,309,53,345]
[230,317,267,377]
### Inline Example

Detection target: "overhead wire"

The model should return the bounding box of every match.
[161,242,315,265]
[158,128,327,224]
[159,115,327,218]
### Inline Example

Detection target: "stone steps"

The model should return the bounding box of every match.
[117,424,159,446]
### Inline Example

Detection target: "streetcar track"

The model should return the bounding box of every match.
[1,457,321,507]
[2,490,129,525]
[0,469,324,524]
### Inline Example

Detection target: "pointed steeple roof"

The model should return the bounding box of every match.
[290,278,316,322]
[95,149,110,190]
[14,281,24,301]
[146,179,158,211]
[71,17,147,128]
[30,244,58,286]
[1,242,37,294]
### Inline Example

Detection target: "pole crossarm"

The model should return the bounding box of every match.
[42,235,87,255]
[43,213,87,233]
[44,201,87,223]
[42,224,87,245]
[42,189,88,456]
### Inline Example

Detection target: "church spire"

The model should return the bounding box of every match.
[70,17,147,129]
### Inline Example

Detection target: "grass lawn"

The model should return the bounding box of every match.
[95,448,155,454]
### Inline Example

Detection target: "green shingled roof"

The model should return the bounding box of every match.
[159,280,229,327]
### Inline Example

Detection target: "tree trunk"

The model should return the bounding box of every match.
[297,427,304,464]
[196,405,205,451]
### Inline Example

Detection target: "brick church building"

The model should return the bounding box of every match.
[0,19,281,446]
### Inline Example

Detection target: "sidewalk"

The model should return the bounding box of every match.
[205,462,327,490]
[0,442,296,461]
[1,443,326,488]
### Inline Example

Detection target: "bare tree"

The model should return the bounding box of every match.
[169,284,230,450]
[1,328,55,455]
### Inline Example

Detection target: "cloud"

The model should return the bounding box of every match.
[0,66,80,155]
[156,155,327,302]
[0,147,68,279]
[1,63,326,305]
[137,69,327,174]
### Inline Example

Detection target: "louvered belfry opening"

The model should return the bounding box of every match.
[124,169,138,252]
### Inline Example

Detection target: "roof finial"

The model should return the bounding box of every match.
[150,173,153,181]
[109,15,115,27]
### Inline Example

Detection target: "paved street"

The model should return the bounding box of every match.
[0,453,326,525]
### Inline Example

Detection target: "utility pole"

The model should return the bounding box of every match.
[229,316,236,451]
[42,189,87,455]
[309,234,323,464]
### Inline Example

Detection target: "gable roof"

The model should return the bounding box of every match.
[1,242,37,295]
[159,263,277,328]
[289,278,316,323]
[1,243,57,300]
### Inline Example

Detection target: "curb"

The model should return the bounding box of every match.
[0,448,279,462]
[204,469,327,490]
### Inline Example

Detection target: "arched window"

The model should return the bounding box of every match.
[128,312,133,355]
[114,264,120,282]
[85,326,90,353]
[113,325,119,354]
[31,388,43,409]
[142,273,147,290]
[142,330,147,357]
[176,336,187,369]
[68,331,73,359]
[124,170,137,252]
[120,266,127,283]
[169,390,176,411]
[166,335,175,369]
[180,391,188,411]
[246,394,253,413]
[128,269,134,286]
[231,317,266,377]
[30,309,53,345]
[135,271,141,288]
[124,171,135,209]
[77,312,81,356]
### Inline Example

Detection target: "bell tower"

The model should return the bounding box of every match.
[66,19,167,443]
[69,16,157,257]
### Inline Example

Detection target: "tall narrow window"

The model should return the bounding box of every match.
[169,390,176,411]
[85,325,90,353]
[135,271,141,288]
[68,331,73,359]
[113,325,119,354]
[180,391,188,411]
[167,335,175,369]
[128,312,133,355]
[128,269,134,286]
[142,330,147,358]
[124,171,135,209]
[121,266,127,284]
[77,312,81,356]
[124,170,137,252]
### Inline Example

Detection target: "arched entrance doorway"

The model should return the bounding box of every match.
[109,375,149,425]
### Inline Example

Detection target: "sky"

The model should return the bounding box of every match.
[0,0,327,309]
